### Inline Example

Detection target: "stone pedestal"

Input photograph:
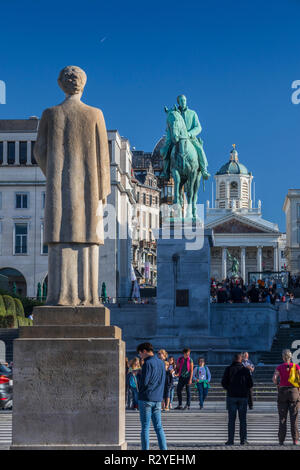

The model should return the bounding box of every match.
[10,306,127,450]
[154,226,214,346]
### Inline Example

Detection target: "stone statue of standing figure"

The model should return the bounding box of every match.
[227,249,240,278]
[34,65,111,306]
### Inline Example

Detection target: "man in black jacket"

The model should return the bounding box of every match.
[221,353,253,445]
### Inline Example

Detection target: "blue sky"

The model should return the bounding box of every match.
[1,0,300,231]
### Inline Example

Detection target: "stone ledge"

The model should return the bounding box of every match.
[18,325,122,339]
[10,443,127,450]
[33,305,110,326]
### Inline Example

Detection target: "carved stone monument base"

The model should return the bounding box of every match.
[10,306,127,450]
[154,226,214,338]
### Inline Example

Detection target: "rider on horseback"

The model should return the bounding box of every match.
[160,95,210,181]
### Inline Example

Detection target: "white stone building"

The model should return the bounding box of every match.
[131,162,160,286]
[0,119,135,299]
[206,145,286,283]
[283,189,300,275]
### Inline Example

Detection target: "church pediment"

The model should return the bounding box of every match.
[211,218,268,234]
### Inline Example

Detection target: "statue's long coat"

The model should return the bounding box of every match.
[34,99,111,245]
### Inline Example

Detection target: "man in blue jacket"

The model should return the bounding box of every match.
[137,342,167,450]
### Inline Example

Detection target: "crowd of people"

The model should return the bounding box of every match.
[290,275,300,289]
[210,277,295,304]
[128,343,300,449]
[126,348,212,414]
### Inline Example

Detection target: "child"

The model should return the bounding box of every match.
[168,356,177,409]
[127,357,141,410]
[193,357,211,409]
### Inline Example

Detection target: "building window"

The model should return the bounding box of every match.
[149,213,152,228]
[15,193,28,209]
[230,181,239,199]
[31,141,37,164]
[7,142,15,165]
[155,196,158,205]
[242,181,248,199]
[19,142,27,165]
[149,195,152,206]
[41,223,48,254]
[14,223,28,254]
[219,181,225,199]
[143,193,146,205]
[42,192,46,209]
[0,142,3,164]
[143,212,146,228]
[164,186,173,197]
[136,192,140,203]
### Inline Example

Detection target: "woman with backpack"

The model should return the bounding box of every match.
[193,357,211,409]
[273,349,300,445]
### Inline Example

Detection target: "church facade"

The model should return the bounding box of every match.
[206,146,286,283]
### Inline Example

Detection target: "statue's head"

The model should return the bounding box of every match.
[177,94,187,110]
[58,65,87,95]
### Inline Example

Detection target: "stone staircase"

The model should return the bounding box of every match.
[259,324,300,365]
[184,365,277,402]
[291,287,300,298]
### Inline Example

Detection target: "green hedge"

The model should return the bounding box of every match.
[0,289,40,326]
[2,295,18,328]
[0,315,15,328]
[13,297,29,326]
[0,295,6,317]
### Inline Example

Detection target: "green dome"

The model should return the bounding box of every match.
[216,160,249,175]
[216,145,250,175]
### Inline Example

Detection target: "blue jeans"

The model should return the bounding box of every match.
[138,400,167,450]
[170,386,175,405]
[130,386,139,408]
[196,382,209,407]
[227,396,248,443]
[177,376,191,406]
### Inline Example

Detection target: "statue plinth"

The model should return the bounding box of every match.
[10,305,127,450]
[10,66,126,450]
[153,226,214,346]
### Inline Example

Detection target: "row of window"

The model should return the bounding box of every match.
[0,141,37,165]
[136,211,159,229]
[136,192,159,206]
[0,192,45,210]
[219,181,249,199]
[0,222,47,255]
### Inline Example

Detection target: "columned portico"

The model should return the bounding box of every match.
[241,247,246,281]
[257,246,263,274]
[273,245,279,272]
[206,145,285,283]
[222,247,227,279]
